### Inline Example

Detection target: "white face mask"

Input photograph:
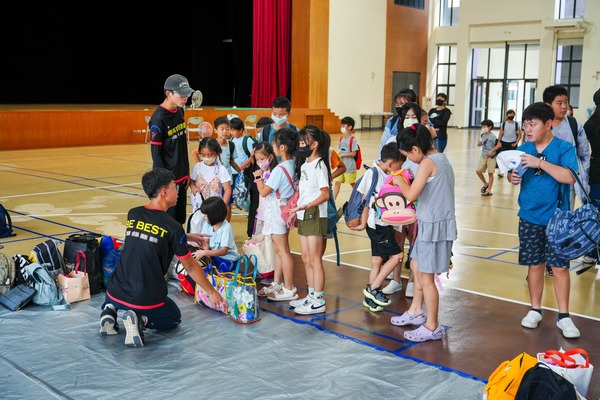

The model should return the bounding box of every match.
[272,114,287,126]
[341,127,347,134]
[480,128,489,135]
[403,118,419,129]
[202,156,216,166]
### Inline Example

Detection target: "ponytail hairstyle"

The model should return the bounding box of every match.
[296,125,332,183]
[396,123,435,155]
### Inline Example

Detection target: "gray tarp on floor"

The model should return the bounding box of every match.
[0,287,485,399]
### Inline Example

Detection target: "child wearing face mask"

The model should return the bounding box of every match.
[244,141,278,237]
[259,96,299,147]
[476,119,498,196]
[333,116,359,200]
[254,129,299,301]
[190,137,232,213]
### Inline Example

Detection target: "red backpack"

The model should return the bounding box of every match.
[340,136,362,169]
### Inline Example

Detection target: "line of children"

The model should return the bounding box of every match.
[476,119,498,196]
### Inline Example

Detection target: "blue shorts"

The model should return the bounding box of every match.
[518,218,569,268]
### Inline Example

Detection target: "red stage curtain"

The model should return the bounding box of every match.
[251,0,291,108]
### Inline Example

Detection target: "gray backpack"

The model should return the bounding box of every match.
[0,251,16,295]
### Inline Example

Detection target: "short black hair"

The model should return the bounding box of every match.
[481,119,494,129]
[522,102,554,123]
[214,116,230,128]
[380,142,401,163]
[200,196,228,226]
[142,168,175,200]
[543,85,569,104]
[272,96,291,112]
[256,117,274,129]
[436,93,448,101]
[229,117,245,131]
[341,116,355,130]
[394,88,418,104]
[506,109,515,115]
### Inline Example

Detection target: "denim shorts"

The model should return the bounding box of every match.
[518,218,569,268]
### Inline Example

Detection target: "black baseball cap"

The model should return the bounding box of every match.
[164,74,194,97]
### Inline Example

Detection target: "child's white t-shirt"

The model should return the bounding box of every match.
[296,157,329,220]
[199,219,239,262]
[357,164,389,229]
[266,160,296,201]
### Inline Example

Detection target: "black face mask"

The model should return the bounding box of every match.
[297,146,312,158]
[395,107,403,116]
[435,99,444,106]
[507,116,515,120]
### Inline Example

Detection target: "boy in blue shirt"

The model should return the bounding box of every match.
[509,102,580,339]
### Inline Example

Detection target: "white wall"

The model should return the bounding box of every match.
[427,0,600,127]
[328,0,387,131]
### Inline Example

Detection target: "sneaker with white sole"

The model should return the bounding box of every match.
[363,284,391,306]
[405,282,414,298]
[99,307,120,335]
[268,286,299,302]
[289,296,309,308]
[362,297,383,312]
[294,297,326,315]
[557,317,580,338]
[382,280,402,295]
[521,310,542,329]
[123,310,145,348]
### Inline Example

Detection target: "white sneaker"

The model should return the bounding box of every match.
[268,286,299,301]
[521,310,542,329]
[289,296,309,308]
[557,317,580,338]
[294,297,326,315]
[582,255,597,264]
[382,280,402,295]
[405,282,414,298]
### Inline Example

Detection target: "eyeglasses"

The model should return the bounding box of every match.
[535,154,547,176]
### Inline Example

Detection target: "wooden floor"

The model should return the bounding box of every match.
[1,127,599,397]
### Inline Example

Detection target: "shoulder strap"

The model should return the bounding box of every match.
[501,121,505,130]
[276,164,296,199]
[390,115,399,128]
[229,140,235,154]
[567,116,579,151]
[242,136,254,157]
[261,125,272,142]
[367,167,379,197]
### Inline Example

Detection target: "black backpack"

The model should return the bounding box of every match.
[0,203,16,238]
[63,233,103,295]
[515,362,577,400]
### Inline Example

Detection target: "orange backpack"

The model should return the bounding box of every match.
[483,352,538,400]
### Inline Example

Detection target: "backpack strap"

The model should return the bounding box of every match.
[361,167,379,211]
[275,165,296,200]
[567,116,579,151]
[242,135,255,157]
[229,140,235,155]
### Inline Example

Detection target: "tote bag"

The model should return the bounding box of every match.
[57,251,91,304]
[241,234,275,277]
[229,255,261,324]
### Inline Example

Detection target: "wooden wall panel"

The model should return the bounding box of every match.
[291,0,311,108]
[0,105,341,150]
[384,0,429,111]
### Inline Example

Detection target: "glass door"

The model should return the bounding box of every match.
[470,79,504,126]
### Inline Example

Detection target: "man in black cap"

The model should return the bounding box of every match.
[148,74,195,224]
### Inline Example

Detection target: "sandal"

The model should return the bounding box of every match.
[404,325,444,342]
[482,191,493,196]
[268,286,299,301]
[480,185,488,194]
[390,311,427,326]
[258,282,282,297]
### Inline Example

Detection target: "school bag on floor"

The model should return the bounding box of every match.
[515,362,578,400]
[24,263,64,306]
[0,204,16,238]
[483,352,537,400]
[343,166,378,229]
[63,233,103,295]
[30,239,66,280]
[0,250,16,295]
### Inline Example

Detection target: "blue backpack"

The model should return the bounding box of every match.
[343,167,379,229]
[0,204,15,238]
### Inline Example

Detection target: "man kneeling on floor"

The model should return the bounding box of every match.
[99,168,226,347]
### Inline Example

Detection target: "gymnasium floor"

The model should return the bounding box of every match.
[0,127,598,399]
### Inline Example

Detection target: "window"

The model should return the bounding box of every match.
[438,0,459,26]
[394,0,424,9]
[558,0,585,19]
[555,42,582,107]
[435,45,457,106]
